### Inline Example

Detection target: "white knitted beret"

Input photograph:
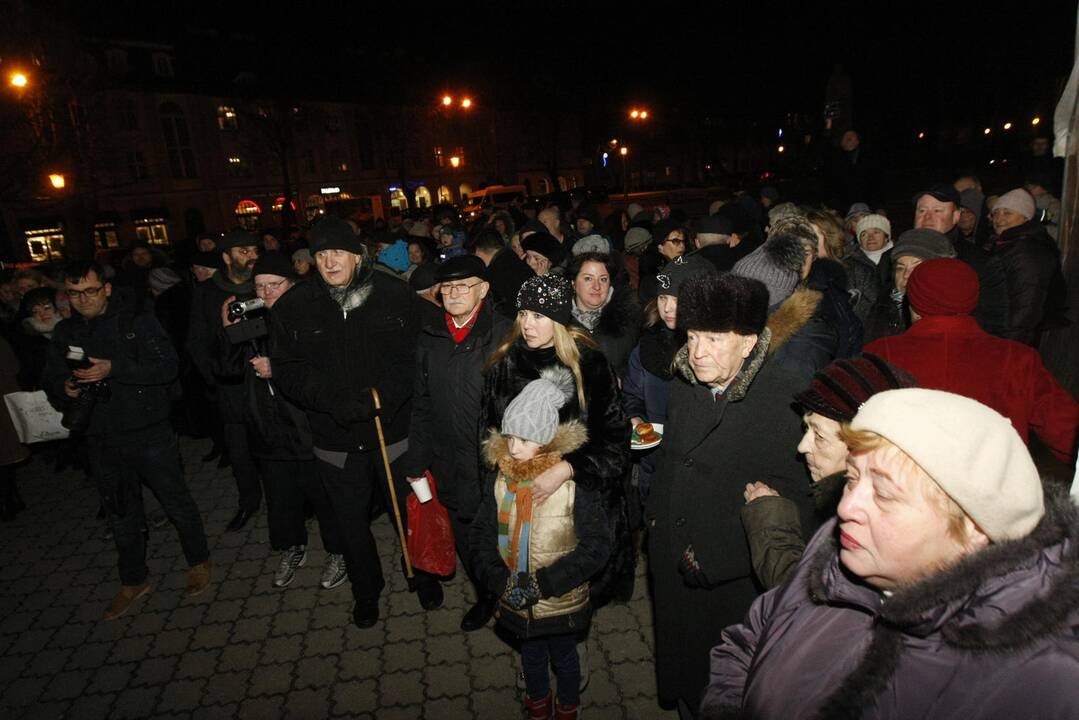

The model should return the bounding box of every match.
[855,214,891,240]
[851,389,1044,542]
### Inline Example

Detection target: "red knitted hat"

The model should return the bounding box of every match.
[906,258,979,316]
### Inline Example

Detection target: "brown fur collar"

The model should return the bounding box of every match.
[766,287,822,356]
[482,421,589,480]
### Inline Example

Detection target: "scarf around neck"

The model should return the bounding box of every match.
[326,266,373,315]
[571,287,613,331]
[497,452,562,574]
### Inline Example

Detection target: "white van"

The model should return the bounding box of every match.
[462,184,528,218]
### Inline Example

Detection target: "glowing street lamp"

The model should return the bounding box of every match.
[619,146,628,156]
[983,127,991,135]
[460,97,472,109]
[449,156,461,168]
[917,132,925,140]
[1003,122,1013,130]
[630,109,639,119]
[9,71,28,88]
[441,95,453,106]
[639,110,648,119]
[49,173,65,189]
[777,145,785,153]
[1032,116,1041,126]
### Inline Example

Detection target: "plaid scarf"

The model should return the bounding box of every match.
[497,475,534,574]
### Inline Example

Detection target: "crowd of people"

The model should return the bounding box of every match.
[0,162,1078,718]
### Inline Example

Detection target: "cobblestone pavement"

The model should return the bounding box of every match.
[0,438,678,719]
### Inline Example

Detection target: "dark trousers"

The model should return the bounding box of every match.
[521,632,581,705]
[223,421,261,511]
[315,452,386,601]
[448,507,486,595]
[262,458,343,553]
[86,424,209,586]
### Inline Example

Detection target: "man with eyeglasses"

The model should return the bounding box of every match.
[187,229,262,532]
[403,255,511,631]
[269,215,419,629]
[43,261,210,620]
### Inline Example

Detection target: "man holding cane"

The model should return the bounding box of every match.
[269,216,421,628]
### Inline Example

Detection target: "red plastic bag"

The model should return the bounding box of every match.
[406,472,456,576]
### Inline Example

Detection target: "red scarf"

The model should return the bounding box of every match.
[446,301,482,343]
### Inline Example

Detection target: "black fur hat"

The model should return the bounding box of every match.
[677,272,768,336]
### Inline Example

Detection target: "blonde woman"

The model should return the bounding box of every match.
[475,274,632,619]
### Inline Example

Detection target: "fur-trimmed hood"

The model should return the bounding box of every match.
[672,326,773,401]
[803,484,1079,719]
[482,420,589,481]
[765,287,822,356]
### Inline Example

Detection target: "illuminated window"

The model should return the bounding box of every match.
[538,178,551,195]
[217,105,238,130]
[437,185,453,203]
[159,102,197,179]
[24,228,64,262]
[434,146,444,168]
[234,200,261,231]
[415,186,432,209]
[390,189,409,211]
[94,224,120,249]
[458,183,472,203]
[135,219,169,245]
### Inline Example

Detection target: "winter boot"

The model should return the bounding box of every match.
[524,691,553,719]
[554,702,579,720]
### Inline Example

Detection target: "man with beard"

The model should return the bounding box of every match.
[270,216,419,628]
[187,230,261,531]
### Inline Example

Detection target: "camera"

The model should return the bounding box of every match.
[227,297,266,322]
[225,298,268,344]
[61,348,111,434]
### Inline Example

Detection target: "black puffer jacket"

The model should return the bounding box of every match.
[480,338,632,607]
[269,266,417,452]
[42,289,178,440]
[842,246,884,325]
[980,220,1066,345]
[574,284,642,379]
[403,301,511,517]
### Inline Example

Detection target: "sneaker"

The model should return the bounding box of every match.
[321,553,347,589]
[273,545,307,588]
[102,583,151,621]
[186,560,213,597]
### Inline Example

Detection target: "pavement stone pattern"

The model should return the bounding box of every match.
[0,438,679,719]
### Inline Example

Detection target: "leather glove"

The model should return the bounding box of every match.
[502,571,541,610]
[678,545,709,589]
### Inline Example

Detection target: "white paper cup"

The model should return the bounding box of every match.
[410,476,433,503]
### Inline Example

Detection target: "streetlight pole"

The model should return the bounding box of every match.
[620,146,629,200]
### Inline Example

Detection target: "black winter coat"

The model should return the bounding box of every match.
[187,273,255,422]
[42,290,178,441]
[403,301,511,517]
[980,220,1066,345]
[647,328,812,710]
[575,284,642,379]
[486,247,534,319]
[217,298,313,461]
[480,339,632,608]
[842,245,884,325]
[269,267,417,452]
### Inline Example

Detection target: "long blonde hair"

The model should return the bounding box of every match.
[486,316,597,409]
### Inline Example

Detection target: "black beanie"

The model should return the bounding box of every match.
[309,216,363,254]
[252,252,298,280]
[677,272,768,336]
[522,232,566,265]
[656,253,716,298]
[516,274,573,326]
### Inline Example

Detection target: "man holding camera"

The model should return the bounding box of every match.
[43,261,210,620]
[270,216,420,628]
[187,229,262,531]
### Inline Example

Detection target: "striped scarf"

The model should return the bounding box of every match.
[497,476,534,574]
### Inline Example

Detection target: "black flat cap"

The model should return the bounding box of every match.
[436,255,486,282]
[912,183,961,207]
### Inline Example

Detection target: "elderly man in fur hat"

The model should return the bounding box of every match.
[647,273,814,717]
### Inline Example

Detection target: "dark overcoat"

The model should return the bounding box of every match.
[646,327,813,710]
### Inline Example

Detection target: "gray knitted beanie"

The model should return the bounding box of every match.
[501,367,576,446]
[731,233,806,307]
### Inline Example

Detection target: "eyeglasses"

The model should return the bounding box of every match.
[65,286,105,299]
[439,281,483,296]
[254,279,288,292]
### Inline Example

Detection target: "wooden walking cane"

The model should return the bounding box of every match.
[370,388,414,583]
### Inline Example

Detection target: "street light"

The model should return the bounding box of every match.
[639,110,648,119]
[461,97,472,109]
[1003,122,1013,130]
[49,173,65,189]
[449,156,461,168]
[441,95,453,106]
[9,71,28,88]
[630,109,639,119]
[619,146,628,156]
[983,127,991,135]
[777,145,785,153]
[1032,116,1041,126]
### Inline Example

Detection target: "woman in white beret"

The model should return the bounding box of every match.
[701,388,1079,720]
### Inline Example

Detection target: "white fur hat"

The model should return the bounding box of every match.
[993,188,1036,221]
[852,389,1044,542]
